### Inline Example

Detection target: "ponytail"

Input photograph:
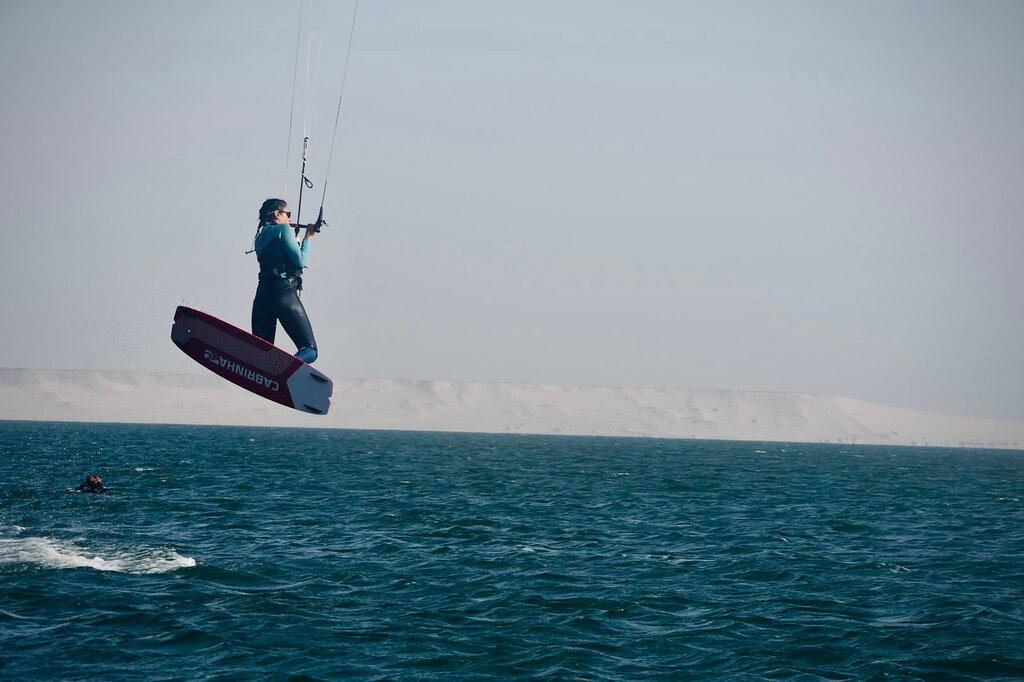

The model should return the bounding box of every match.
[247,198,287,255]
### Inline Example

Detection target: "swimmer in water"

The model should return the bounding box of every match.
[75,474,109,494]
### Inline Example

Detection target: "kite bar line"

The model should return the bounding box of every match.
[295,136,312,237]
[319,0,361,209]
[282,0,305,200]
[271,0,359,243]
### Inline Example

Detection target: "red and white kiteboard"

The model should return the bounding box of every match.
[171,306,332,415]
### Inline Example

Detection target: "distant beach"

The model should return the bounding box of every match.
[2,368,1021,450]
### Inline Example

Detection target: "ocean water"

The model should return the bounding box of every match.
[2,421,1023,681]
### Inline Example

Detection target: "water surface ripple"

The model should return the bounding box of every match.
[2,422,1022,680]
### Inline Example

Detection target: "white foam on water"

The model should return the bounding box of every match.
[0,535,196,574]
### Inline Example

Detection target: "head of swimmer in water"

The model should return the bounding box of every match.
[258,198,291,227]
[85,475,102,486]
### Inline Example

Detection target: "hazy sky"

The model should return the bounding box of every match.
[1,0,1022,420]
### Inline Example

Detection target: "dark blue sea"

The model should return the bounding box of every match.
[2,421,1023,681]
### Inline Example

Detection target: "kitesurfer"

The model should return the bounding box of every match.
[76,474,109,494]
[251,198,320,364]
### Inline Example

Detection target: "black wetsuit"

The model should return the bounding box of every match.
[251,223,318,363]
[76,482,109,494]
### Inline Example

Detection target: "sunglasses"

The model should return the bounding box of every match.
[277,210,292,218]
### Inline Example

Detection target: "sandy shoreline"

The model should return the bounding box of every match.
[1,368,1021,450]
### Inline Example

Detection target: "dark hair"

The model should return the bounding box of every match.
[259,198,287,226]
[246,198,288,254]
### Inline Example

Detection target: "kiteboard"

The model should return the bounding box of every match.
[171,306,332,415]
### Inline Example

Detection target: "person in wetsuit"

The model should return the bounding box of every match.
[76,474,109,494]
[251,198,319,364]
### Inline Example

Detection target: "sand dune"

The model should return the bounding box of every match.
[1,368,1020,450]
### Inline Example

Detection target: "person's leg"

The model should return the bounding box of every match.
[274,284,318,363]
[251,288,278,344]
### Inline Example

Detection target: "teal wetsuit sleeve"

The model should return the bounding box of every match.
[277,225,309,270]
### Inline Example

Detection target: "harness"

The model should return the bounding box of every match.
[256,225,304,286]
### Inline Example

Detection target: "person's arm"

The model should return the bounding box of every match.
[277,225,310,270]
